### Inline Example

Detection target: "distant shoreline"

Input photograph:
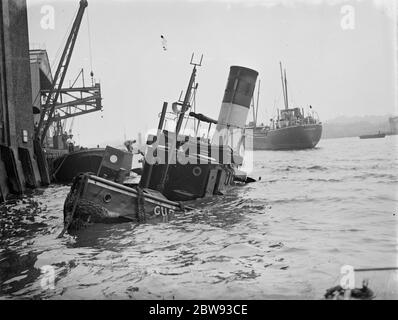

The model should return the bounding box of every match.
[322,133,397,140]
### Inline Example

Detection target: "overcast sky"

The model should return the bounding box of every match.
[26,0,396,147]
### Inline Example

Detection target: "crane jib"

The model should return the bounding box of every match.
[35,0,88,144]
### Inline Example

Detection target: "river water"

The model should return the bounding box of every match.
[1,136,397,299]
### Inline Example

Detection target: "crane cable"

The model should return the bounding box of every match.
[65,8,93,139]
[86,7,94,84]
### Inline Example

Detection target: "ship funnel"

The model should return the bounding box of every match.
[212,66,258,148]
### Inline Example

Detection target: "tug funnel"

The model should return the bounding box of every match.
[213,66,258,147]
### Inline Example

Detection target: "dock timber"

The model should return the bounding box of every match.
[1,0,43,202]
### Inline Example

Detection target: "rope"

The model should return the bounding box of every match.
[58,175,83,237]
[51,152,69,180]
[60,175,113,233]
[86,8,94,77]
[52,6,79,70]
[136,187,146,223]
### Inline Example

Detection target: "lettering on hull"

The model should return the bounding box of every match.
[154,205,175,217]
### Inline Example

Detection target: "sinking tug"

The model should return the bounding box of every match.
[62,58,258,233]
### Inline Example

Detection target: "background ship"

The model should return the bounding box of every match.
[247,62,322,150]
[359,131,386,139]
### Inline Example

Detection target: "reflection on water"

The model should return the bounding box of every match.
[0,136,397,299]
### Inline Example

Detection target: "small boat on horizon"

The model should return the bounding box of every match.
[359,132,386,139]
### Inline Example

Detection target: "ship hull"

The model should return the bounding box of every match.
[140,139,240,202]
[51,148,105,183]
[252,124,322,150]
[359,133,386,139]
[63,173,185,232]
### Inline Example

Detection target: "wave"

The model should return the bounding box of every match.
[269,195,348,205]
[277,165,328,172]
[306,178,341,183]
[307,165,328,171]
[350,173,398,181]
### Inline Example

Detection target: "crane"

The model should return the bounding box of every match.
[34,0,102,145]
